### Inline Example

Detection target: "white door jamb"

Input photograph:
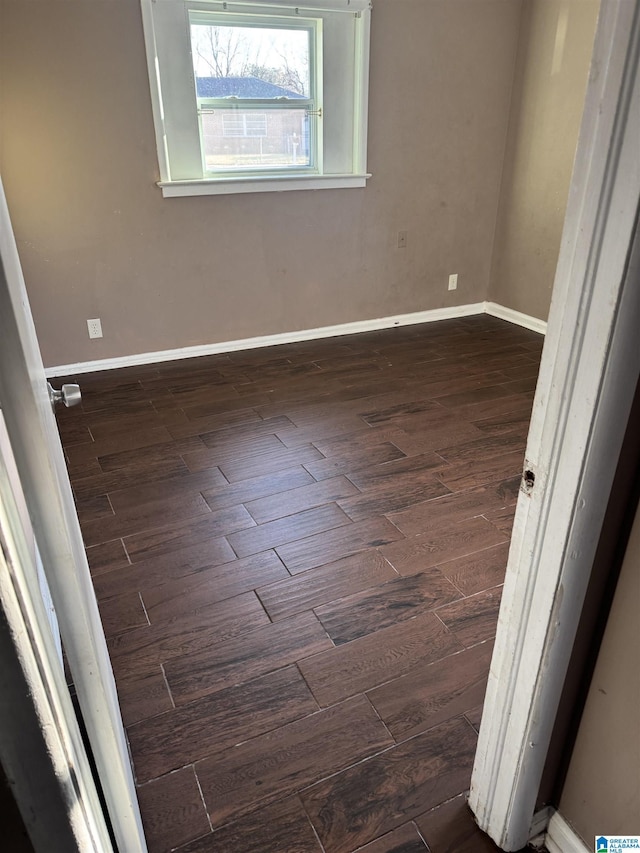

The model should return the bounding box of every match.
[0,442,114,851]
[0,178,148,852]
[469,1,640,848]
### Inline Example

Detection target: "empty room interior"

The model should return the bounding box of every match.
[3,1,638,853]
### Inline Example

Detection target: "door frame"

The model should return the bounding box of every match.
[469,0,640,848]
[0,178,147,852]
[0,422,114,851]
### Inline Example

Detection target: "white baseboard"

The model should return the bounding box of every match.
[45,300,545,378]
[45,303,484,377]
[545,812,590,853]
[485,301,548,335]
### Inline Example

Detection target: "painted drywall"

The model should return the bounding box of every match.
[488,0,599,322]
[0,0,521,368]
[558,502,640,840]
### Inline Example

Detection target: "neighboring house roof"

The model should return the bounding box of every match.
[196,76,305,99]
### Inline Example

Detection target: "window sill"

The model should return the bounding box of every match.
[157,173,371,197]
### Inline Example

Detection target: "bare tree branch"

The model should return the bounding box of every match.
[191,23,309,95]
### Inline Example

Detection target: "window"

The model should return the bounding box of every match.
[140,0,372,197]
[193,15,315,171]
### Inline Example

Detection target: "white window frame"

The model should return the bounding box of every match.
[192,10,320,176]
[139,0,372,197]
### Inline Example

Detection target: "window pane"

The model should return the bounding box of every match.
[191,24,310,99]
[202,109,311,170]
[222,113,267,138]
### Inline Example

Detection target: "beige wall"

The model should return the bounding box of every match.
[0,0,522,368]
[559,504,640,841]
[488,0,598,321]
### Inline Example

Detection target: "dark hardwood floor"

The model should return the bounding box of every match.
[55,315,543,853]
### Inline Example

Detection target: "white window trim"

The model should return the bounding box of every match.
[139,0,372,197]
[158,172,369,196]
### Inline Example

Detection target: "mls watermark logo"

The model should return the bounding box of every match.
[596,838,640,852]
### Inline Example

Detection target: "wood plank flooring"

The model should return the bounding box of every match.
[55,315,542,853]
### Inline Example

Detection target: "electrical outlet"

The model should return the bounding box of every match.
[87,318,103,339]
[397,231,408,249]
[448,273,458,291]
